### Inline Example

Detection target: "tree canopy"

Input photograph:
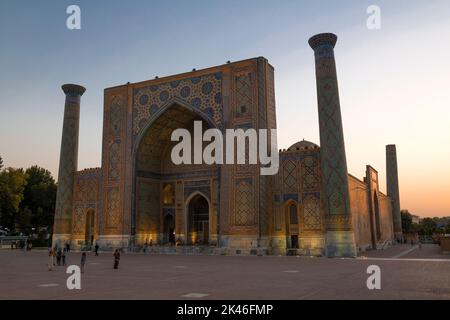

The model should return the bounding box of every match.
[0,160,56,235]
[0,167,27,229]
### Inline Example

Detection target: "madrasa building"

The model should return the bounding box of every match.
[52,33,403,257]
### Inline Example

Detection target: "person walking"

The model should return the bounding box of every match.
[48,248,54,271]
[62,248,67,266]
[113,249,120,269]
[80,252,87,273]
[56,248,62,266]
[94,243,99,256]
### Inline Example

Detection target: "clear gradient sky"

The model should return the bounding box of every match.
[1,0,449,217]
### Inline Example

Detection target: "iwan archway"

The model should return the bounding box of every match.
[186,192,211,245]
[132,100,219,246]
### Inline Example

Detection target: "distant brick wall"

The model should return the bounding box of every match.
[441,237,450,253]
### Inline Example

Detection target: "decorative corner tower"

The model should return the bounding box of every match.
[52,84,86,248]
[386,144,402,240]
[308,33,356,257]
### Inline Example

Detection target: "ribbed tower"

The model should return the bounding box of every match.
[52,84,86,247]
[386,144,402,240]
[308,33,356,257]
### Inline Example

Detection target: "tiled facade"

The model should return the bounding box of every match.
[53,36,399,256]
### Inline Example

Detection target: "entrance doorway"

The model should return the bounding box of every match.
[187,194,209,245]
[85,209,95,246]
[163,214,175,244]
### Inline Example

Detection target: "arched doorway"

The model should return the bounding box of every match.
[285,201,299,249]
[85,209,95,246]
[133,101,219,245]
[187,194,209,245]
[163,214,175,244]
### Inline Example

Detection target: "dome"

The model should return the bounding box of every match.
[287,139,319,151]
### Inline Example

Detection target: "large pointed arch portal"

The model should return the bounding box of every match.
[132,100,219,245]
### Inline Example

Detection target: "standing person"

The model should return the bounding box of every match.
[113,249,120,269]
[62,248,67,266]
[56,248,62,266]
[94,243,99,256]
[418,241,422,250]
[143,240,148,253]
[66,242,70,253]
[48,248,54,271]
[80,252,87,273]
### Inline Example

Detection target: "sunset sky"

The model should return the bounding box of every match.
[0,0,449,217]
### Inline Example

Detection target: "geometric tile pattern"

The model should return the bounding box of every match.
[311,35,352,230]
[133,72,223,136]
[184,180,210,202]
[54,94,81,234]
[108,141,121,180]
[106,188,120,228]
[302,193,322,230]
[301,156,319,190]
[110,97,123,137]
[235,73,252,117]
[71,168,101,236]
[234,178,255,226]
[283,160,297,192]
[72,206,85,234]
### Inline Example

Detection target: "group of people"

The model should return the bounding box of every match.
[47,243,70,271]
[47,242,121,271]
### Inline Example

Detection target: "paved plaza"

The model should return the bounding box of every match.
[0,244,449,300]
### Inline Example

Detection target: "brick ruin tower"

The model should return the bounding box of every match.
[308,33,357,257]
[386,144,403,240]
[52,84,86,247]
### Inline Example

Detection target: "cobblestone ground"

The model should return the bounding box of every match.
[0,244,449,299]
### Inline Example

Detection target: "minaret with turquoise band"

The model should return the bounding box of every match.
[308,33,356,257]
[52,84,86,248]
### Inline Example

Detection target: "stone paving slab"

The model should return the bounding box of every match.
[0,246,449,300]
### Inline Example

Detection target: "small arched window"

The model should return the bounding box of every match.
[289,203,298,225]
[163,184,174,205]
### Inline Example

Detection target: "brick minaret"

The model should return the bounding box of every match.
[309,33,356,257]
[52,84,86,247]
[386,144,402,240]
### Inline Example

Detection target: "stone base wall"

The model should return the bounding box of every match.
[325,230,357,257]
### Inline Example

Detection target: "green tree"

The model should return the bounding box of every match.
[20,166,57,233]
[0,167,27,229]
[445,224,450,234]
[401,210,413,233]
[16,207,33,234]
[420,218,437,236]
